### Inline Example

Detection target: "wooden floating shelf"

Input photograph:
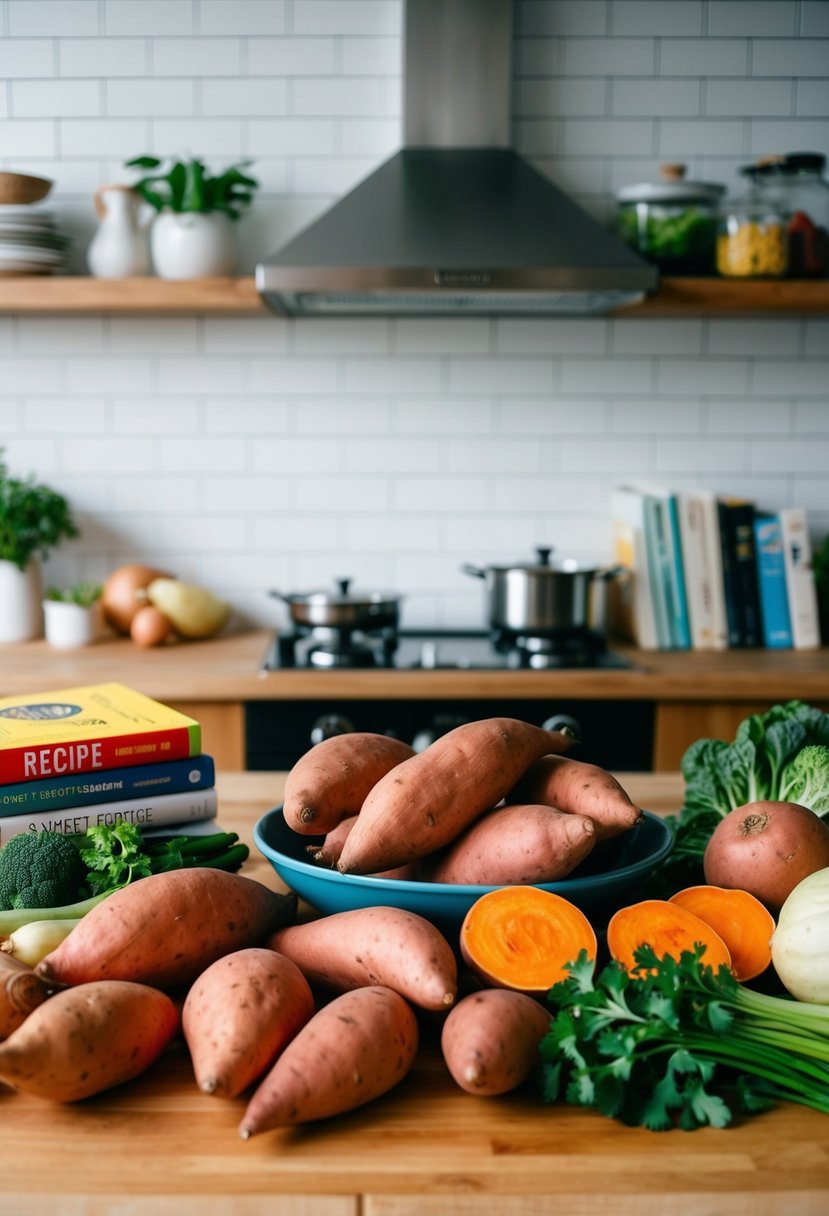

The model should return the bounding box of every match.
[0,275,827,315]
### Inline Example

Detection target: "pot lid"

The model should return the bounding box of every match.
[480,547,603,574]
[616,163,726,206]
[275,578,401,606]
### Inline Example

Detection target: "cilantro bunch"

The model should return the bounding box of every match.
[539,946,829,1131]
[78,822,249,894]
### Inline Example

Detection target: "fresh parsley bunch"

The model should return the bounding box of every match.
[539,946,829,1131]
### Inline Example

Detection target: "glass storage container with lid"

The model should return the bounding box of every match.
[716,169,789,279]
[746,153,829,278]
[614,164,725,274]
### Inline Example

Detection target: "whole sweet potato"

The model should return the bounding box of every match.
[182,947,316,1098]
[0,980,178,1102]
[239,985,418,1136]
[441,988,550,1095]
[507,755,642,841]
[283,732,416,835]
[418,803,596,886]
[268,906,457,1010]
[0,953,51,1041]
[338,717,572,875]
[36,868,297,990]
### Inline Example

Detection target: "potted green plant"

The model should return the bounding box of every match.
[42,581,102,649]
[0,451,78,643]
[125,154,259,279]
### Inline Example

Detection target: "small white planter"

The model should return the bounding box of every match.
[150,211,238,279]
[43,599,100,649]
[0,559,43,643]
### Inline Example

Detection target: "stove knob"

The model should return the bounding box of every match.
[310,714,355,746]
[542,713,582,743]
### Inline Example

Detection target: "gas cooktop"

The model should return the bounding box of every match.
[261,628,635,672]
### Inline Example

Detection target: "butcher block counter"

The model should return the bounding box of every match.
[2,629,829,770]
[1,771,827,1216]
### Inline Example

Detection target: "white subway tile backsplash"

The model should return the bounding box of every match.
[10,0,99,37]
[0,0,825,623]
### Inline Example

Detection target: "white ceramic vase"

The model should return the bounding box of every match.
[0,558,43,643]
[150,211,238,279]
[87,184,150,279]
[42,599,100,649]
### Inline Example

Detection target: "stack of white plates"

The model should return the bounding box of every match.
[0,205,70,275]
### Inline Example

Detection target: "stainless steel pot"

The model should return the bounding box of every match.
[461,547,621,636]
[270,578,402,632]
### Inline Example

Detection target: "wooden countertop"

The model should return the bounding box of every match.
[1,771,827,1216]
[2,629,829,704]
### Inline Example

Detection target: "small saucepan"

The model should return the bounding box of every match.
[461,547,622,637]
[270,578,402,632]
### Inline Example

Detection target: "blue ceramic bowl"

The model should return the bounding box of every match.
[254,807,673,934]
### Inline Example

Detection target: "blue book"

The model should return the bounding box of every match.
[0,754,215,818]
[754,514,793,649]
[664,492,692,650]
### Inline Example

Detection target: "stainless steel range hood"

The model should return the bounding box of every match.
[256,0,657,317]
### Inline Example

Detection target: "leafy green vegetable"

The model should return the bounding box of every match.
[645,700,829,894]
[538,946,829,1130]
[77,822,249,894]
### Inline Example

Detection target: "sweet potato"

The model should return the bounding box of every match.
[0,979,178,1102]
[338,717,573,875]
[418,803,596,885]
[182,947,316,1098]
[507,755,642,841]
[441,988,550,1096]
[36,868,297,990]
[283,732,416,835]
[268,906,457,1010]
[607,899,733,975]
[703,800,829,914]
[0,952,51,1041]
[239,985,418,1136]
[307,814,358,867]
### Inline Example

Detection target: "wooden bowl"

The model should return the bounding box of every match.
[0,172,53,205]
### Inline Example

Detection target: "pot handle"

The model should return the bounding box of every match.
[268,589,291,602]
[596,564,626,580]
[460,563,487,580]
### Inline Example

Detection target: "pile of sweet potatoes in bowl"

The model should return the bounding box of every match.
[254,717,673,930]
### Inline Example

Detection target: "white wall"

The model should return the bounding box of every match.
[1,0,827,630]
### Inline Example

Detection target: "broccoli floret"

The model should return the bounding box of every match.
[778,745,829,816]
[0,830,88,911]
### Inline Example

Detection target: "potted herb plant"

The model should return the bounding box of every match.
[42,581,102,649]
[125,154,259,279]
[0,451,79,643]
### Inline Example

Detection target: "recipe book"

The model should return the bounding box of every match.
[0,786,218,847]
[0,682,201,784]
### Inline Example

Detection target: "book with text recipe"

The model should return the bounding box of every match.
[0,682,201,784]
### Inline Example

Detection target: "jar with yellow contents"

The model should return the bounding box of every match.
[717,169,789,278]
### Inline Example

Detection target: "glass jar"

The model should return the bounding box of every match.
[716,186,789,279]
[747,154,829,278]
[615,164,725,274]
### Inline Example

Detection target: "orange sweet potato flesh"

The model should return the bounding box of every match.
[607,898,733,975]
[441,988,550,1096]
[36,868,297,990]
[238,984,418,1136]
[418,803,596,885]
[0,980,178,1102]
[507,755,642,841]
[283,733,416,835]
[182,948,316,1098]
[669,885,775,982]
[460,885,597,994]
[338,717,573,875]
[268,906,457,1011]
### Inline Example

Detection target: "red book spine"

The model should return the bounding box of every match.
[0,727,196,784]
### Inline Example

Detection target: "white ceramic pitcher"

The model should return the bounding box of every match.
[87,183,150,278]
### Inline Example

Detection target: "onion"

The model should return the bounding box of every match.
[130,605,173,648]
[771,866,829,1003]
[101,564,171,634]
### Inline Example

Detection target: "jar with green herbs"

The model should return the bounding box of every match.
[615,164,725,274]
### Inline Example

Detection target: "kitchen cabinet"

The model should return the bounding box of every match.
[0,276,828,315]
[2,770,827,1216]
[2,631,828,772]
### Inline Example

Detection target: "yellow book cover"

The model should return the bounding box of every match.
[0,682,201,784]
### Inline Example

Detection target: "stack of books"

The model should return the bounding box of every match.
[611,485,822,653]
[0,682,217,846]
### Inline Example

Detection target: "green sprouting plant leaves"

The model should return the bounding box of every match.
[125,155,259,220]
